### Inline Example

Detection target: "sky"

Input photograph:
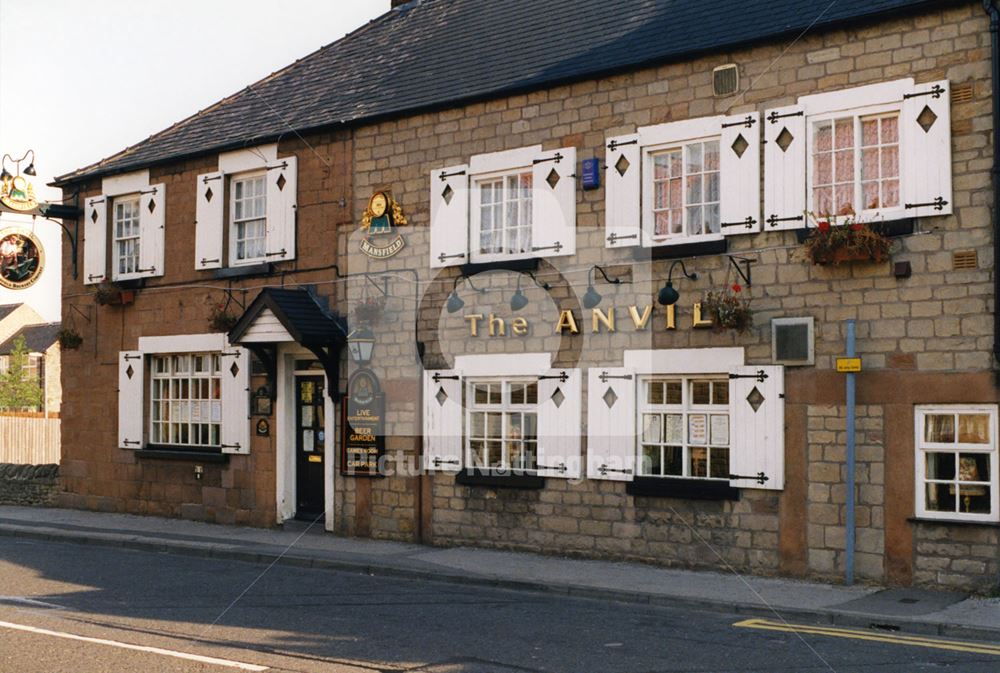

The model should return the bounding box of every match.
[0,0,388,320]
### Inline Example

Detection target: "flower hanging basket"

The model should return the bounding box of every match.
[804,219,892,266]
[208,303,239,332]
[93,281,135,306]
[701,285,754,335]
[353,296,386,326]
[57,328,83,350]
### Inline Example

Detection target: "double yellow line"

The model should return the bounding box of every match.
[734,618,1000,657]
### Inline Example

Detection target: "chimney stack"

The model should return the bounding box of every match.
[391,0,409,7]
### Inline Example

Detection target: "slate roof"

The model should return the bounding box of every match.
[0,323,61,355]
[0,304,23,323]
[55,0,949,185]
[229,289,346,346]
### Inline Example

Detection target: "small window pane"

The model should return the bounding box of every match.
[689,447,708,478]
[648,381,664,405]
[641,445,661,475]
[925,483,957,512]
[665,381,682,405]
[926,452,956,480]
[959,454,990,483]
[664,414,684,444]
[925,414,956,443]
[712,381,729,405]
[642,414,661,444]
[710,448,730,480]
[664,446,683,476]
[525,382,537,405]
[691,381,711,405]
[958,485,991,514]
[958,414,990,444]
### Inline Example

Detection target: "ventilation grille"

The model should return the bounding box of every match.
[713,64,739,97]
[951,83,974,105]
[953,250,978,270]
[772,317,814,366]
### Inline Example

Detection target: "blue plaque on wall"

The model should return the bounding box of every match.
[581,157,601,190]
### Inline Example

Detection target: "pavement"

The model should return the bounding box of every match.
[1,505,998,643]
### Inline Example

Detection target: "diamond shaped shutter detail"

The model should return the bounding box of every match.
[118,351,144,449]
[137,183,165,278]
[429,164,469,268]
[265,156,297,262]
[763,105,806,231]
[586,367,636,481]
[220,346,250,455]
[902,79,952,218]
[537,369,582,479]
[531,147,576,258]
[605,134,641,248]
[423,369,463,471]
[195,171,224,269]
[83,195,107,285]
[728,365,784,490]
[720,112,761,235]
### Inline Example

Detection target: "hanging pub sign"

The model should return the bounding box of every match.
[340,368,386,476]
[0,174,38,212]
[359,190,407,259]
[0,228,44,290]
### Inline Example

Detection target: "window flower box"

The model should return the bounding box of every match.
[803,217,892,266]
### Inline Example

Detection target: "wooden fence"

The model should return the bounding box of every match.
[0,415,60,465]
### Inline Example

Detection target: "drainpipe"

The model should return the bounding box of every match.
[986,0,1000,383]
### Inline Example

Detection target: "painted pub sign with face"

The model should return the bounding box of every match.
[359,191,407,259]
[0,229,43,290]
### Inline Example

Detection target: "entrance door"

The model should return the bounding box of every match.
[295,375,326,519]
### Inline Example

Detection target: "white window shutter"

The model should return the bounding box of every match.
[531,147,577,258]
[536,368,582,479]
[265,156,297,262]
[720,113,761,235]
[118,351,144,449]
[423,370,463,471]
[605,134,641,248]
[429,164,469,268]
[220,347,250,454]
[138,183,165,277]
[728,365,785,490]
[586,367,636,481]
[763,105,806,231]
[902,79,952,218]
[195,172,224,269]
[83,195,107,285]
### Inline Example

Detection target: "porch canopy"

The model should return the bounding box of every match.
[228,288,347,399]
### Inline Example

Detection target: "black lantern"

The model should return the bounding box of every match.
[583,265,627,308]
[657,260,698,306]
[347,326,376,365]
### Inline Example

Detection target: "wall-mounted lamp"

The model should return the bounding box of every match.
[446,275,487,314]
[583,265,628,309]
[510,272,551,312]
[657,260,698,306]
[347,325,376,365]
[194,465,204,481]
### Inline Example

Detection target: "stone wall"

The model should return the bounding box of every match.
[0,464,59,506]
[912,522,1000,593]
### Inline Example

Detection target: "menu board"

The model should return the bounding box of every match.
[340,393,385,476]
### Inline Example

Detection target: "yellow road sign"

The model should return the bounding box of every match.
[836,357,862,372]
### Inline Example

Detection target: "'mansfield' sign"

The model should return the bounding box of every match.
[463,303,714,337]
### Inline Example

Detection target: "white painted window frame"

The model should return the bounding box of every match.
[771,317,815,366]
[642,135,725,247]
[635,374,731,480]
[914,405,1000,523]
[112,194,143,281]
[148,351,223,448]
[464,376,539,473]
[229,171,268,267]
[470,166,534,263]
[805,102,906,224]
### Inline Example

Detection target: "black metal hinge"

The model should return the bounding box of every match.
[121,439,141,446]
[137,266,156,274]
[607,138,638,151]
[729,472,769,485]
[437,251,466,263]
[533,152,564,165]
[721,216,757,230]
[265,249,287,257]
[766,214,804,228]
[221,443,242,450]
[138,187,159,196]
[439,169,467,181]
[432,457,460,467]
[598,465,633,476]
[723,115,757,129]
[903,83,945,100]
[532,242,563,253]
[905,196,948,211]
[123,354,142,361]
[432,372,460,382]
[538,371,569,382]
[202,174,222,183]
[599,371,633,383]
[766,109,804,124]
[729,370,769,382]
[266,161,289,171]
[607,232,639,245]
[200,258,220,266]
[538,462,568,473]
[88,274,106,282]
[221,350,242,358]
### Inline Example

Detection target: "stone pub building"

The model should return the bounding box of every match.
[54,0,1000,591]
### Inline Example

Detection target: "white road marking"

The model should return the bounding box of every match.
[0,596,63,609]
[0,619,269,671]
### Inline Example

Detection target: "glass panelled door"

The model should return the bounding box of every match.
[295,375,326,519]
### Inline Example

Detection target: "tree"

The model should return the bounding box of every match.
[0,335,43,412]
